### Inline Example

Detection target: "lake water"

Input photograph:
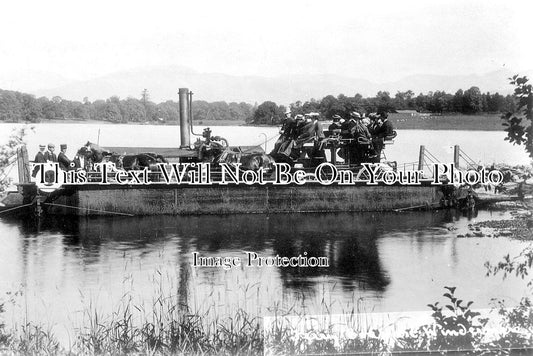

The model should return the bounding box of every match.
[0,210,530,344]
[0,123,531,345]
[0,123,531,169]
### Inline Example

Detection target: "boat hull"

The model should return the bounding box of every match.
[38,182,444,216]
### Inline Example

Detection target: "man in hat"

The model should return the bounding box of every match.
[58,144,72,171]
[361,113,371,127]
[370,112,395,163]
[328,114,344,135]
[294,113,325,165]
[278,108,296,135]
[32,144,47,178]
[327,114,345,163]
[271,108,298,159]
[72,148,89,171]
[44,143,57,162]
[296,114,324,143]
[344,111,372,165]
[376,112,394,138]
[349,112,371,141]
[367,113,380,135]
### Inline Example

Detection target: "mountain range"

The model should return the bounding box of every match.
[2,66,531,104]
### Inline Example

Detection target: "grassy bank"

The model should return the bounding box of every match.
[0,289,531,355]
[0,266,532,355]
[389,113,504,131]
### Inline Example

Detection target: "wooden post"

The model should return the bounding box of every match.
[453,145,460,168]
[418,145,425,171]
[17,146,31,183]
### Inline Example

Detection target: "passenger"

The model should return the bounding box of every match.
[370,112,395,163]
[327,115,345,162]
[296,114,324,144]
[367,113,382,162]
[32,144,47,178]
[57,144,72,171]
[340,113,355,139]
[367,113,380,135]
[272,109,294,153]
[361,113,371,127]
[281,108,298,139]
[296,114,325,165]
[72,148,88,171]
[271,110,300,161]
[345,112,372,165]
[44,143,57,162]
[328,114,343,135]
[375,112,394,138]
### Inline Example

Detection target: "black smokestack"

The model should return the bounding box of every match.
[178,88,190,148]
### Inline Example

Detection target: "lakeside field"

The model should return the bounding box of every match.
[195,114,505,130]
[388,113,504,131]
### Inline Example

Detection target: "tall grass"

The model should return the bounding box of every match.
[0,268,531,355]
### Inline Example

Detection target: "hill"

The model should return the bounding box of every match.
[26,66,532,104]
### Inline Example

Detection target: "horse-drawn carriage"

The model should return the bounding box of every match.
[73,119,398,184]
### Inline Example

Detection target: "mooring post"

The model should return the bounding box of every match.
[418,145,425,171]
[35,195,42,217]
[17,146,31,183]
[453,145,460,168]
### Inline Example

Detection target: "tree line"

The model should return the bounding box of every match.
[0,86,516,124]
[251,87,517,124]
[0,89,254,124]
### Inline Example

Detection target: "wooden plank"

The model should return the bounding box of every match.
[16,146,31,183]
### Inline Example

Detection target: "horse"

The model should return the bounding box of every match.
[217,148,274,172]
[82,141,113,166]
[239,153,274,171]
[120,153,167,171]
[80,142,168,171]
[107,152,167,171]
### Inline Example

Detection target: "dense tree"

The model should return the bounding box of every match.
[0,91,23,122]
[463,86,483,114]
[122,98,147,122]
[428,91,453,113]
[68,101,90,120]
[394,90,415,110]
[253,101,285,125]
[452,89,464,113]
[320,95,345,119]
[501,75,533,158]
[101,100,122,122]
[157,100,179,122]
[374,91,395,113]
[21,94,41,122]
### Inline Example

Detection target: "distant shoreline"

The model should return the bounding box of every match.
[1,113,505,131]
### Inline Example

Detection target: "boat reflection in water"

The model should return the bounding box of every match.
[6,206,527,329]
[14,212,436,291]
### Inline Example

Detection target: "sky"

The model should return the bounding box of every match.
[0,0,531,84]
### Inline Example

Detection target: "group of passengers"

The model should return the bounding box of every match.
[328,111,395,165]
[32,143,88,178]
[270,111,326,165]
[271,110,395,166]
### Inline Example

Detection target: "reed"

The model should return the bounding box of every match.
[0,269,531,355]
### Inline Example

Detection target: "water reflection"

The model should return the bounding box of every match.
[6,211,466,296]
[1,207,529,325]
